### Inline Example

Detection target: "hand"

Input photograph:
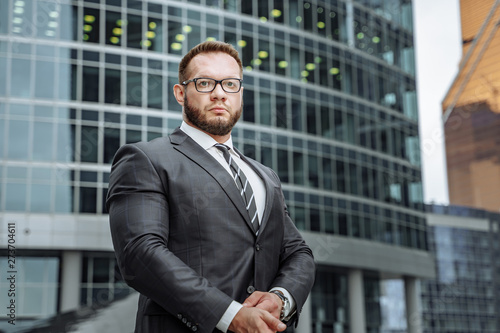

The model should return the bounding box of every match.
[242,291,283,320]
[228,306,286,333]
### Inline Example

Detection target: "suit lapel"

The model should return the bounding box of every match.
[169,129,256,235]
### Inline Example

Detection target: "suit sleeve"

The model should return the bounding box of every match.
[267,169,316,326]
[106,143,232,332]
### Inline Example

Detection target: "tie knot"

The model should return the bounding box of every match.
[214,143,229,152]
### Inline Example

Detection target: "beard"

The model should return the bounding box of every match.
[184,96,242,136]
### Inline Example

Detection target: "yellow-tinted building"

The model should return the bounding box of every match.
[442,0,500,211]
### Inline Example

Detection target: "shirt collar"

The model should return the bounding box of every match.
[180,121,234,151]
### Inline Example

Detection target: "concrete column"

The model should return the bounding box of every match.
[295,295,312,333]
[348,269,366,333]
[405,277,422,333]
[60,251,82,312]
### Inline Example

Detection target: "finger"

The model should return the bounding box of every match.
[262,310,287,332]
[242,291,265,307]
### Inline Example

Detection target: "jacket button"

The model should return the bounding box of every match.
[256,244,261,251]
[247,285,256,294]
[191,326,198,332]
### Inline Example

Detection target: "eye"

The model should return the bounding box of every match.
[197,79,211,87]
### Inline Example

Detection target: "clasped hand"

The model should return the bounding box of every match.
[228,291,286,333]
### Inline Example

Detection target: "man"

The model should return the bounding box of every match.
[107,41,315,333]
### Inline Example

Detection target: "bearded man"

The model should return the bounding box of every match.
[107,41,315,333]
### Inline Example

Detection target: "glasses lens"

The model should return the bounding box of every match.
[221,79,241,93]
[195,78,216,92]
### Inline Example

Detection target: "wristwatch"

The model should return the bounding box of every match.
[270,290,289,321]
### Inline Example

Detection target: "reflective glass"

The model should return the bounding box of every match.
[0,1,7,34]
[104,127,120,163]
[0,119,4,158]
[82,66,99,102]
[148,74,163,109]
[80,126,98,163]
[0,55,6,96]
[105,68,121,104]
[147,17,163,52]
[35,60,55,99]
[127,71,142,106]
[127,13,142,49]
[6,182,27,211]
[60,4,72,41]
[11,58,32,97]
[56,123,73,162]
[11,0,33,36]
[105,10,122,46]
[259,92,271,125]
[36,0,58,39]
[83,7,100,43]
[55,184,72,213]
[30,184,52,212]
[80,186,97,213]
[8,120,29,159]
[33,121,54,161]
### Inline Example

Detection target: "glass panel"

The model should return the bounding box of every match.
[8,120,29,159]
[127,71,142,106]
[105,68,121,104]
[277,149,289,183]
[33,121,54,161]
[82,66,99,102]
[11,0,34,36]
[0,1,7,34]
[259,92,271,125]
[168,20,183,55]
[106,10,122,46]
[293,152,304,185]
[148,74,162,109]
[80,186,97,213]
[0,55,6,96]
[275,96,287,128]
[83,7,100,43]
[127,13,142,49]
[6,183,27,211]
[80,126,99,163]
[59,4,72,41]
[11,58,32,98]
[104,127,120,163]
[93,258,111,283]
[55,184,72,213]
[30,184,52,212]
[147,17,163,52]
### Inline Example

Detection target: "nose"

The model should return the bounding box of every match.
[210,82,227,100]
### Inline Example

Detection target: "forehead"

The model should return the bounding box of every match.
[187,52,241,79]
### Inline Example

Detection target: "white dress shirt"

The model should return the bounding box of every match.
[179,121,295,332]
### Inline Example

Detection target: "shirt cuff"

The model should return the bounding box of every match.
[216,301,243,333]
[270,287,296,318]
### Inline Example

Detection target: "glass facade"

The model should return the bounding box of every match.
[0,0,425,248]
[422,205,500,332]
[0,0,427,332]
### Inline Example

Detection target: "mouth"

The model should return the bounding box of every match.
[208,106,228,114]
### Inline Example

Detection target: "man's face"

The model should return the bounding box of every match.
[180,52,243,137]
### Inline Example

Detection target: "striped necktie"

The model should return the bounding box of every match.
[215,144,260,234]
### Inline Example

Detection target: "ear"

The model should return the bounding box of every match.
[173,84,185,106]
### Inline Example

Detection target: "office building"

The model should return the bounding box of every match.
[442,0,500,212]
[0,0,433,332]
[422,204,500,332]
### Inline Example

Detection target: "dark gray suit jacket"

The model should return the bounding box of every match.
[107,128,315,333]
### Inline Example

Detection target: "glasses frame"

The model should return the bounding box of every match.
[181,77,243,93]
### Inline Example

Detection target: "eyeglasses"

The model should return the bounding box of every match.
[181,77,243,93]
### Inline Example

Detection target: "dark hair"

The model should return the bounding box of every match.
[178,41,243,83]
